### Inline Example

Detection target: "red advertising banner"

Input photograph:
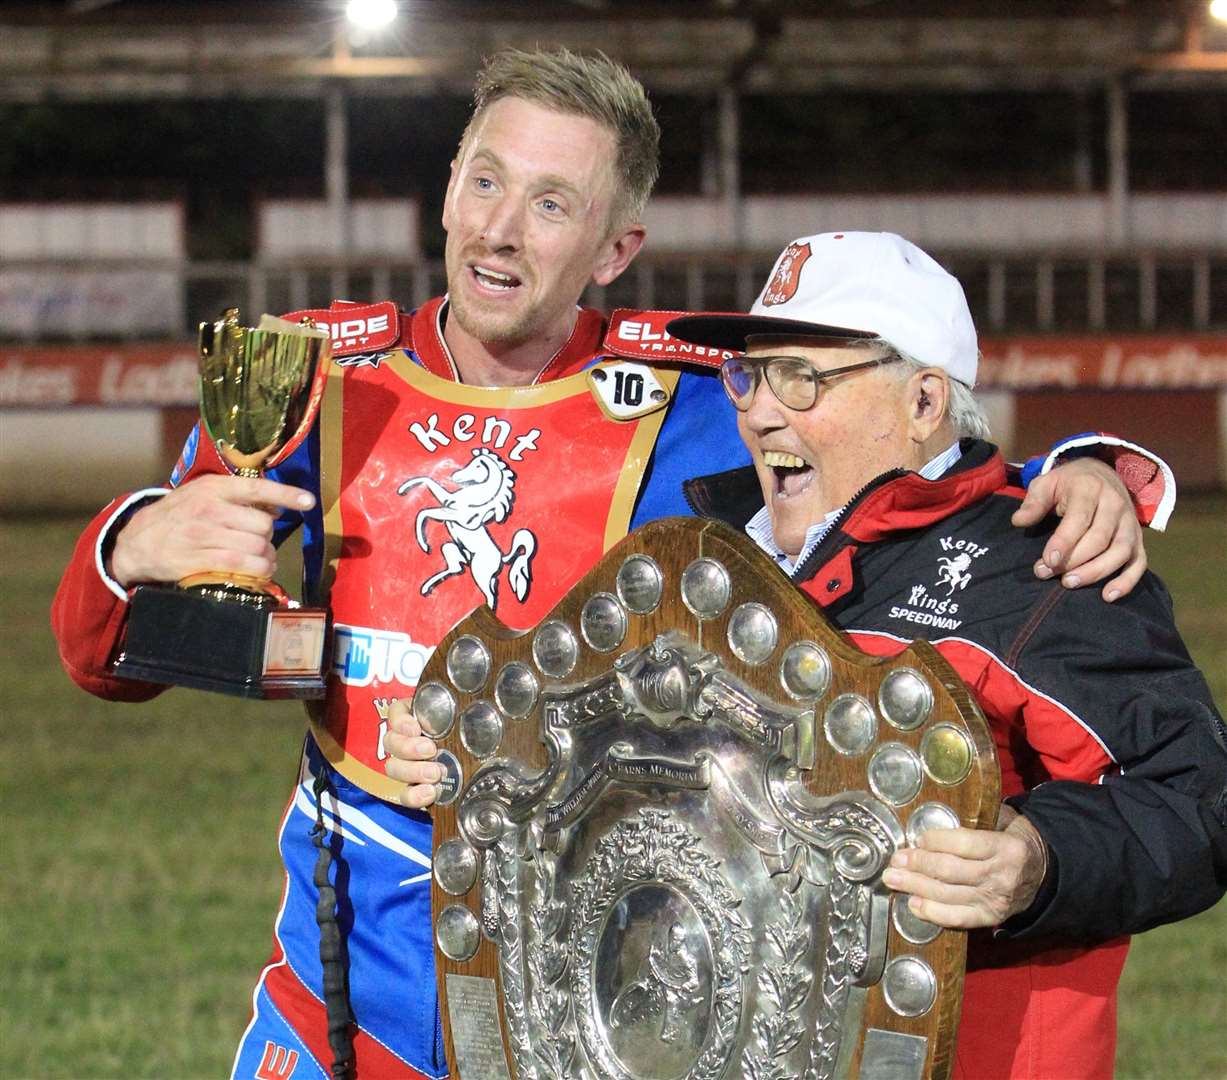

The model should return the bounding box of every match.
[0,343,198,406]
[978,335,1227,390]
[1,334,1226,407]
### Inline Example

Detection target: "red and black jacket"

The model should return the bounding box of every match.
[684,439,1227,944]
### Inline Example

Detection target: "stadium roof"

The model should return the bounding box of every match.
[2,0,1226,101]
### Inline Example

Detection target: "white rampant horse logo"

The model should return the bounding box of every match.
[936,552,973,595]
[397,447,537,610]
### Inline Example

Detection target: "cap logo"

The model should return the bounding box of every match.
[761,242,811,307]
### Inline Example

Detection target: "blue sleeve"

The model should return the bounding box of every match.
[631,368,750,528]
[1018,432,1102,490]
[265,423,325,601]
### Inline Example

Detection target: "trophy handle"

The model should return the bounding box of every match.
[262,326,332,471]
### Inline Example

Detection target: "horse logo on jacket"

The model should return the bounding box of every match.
[398,447,537,610]
[936,551,973,595]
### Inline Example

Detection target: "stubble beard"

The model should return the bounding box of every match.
[447,285,543,350]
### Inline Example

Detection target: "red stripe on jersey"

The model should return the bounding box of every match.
[536,306,608,381]
[263,962,437,1079]
[410,298,459,381]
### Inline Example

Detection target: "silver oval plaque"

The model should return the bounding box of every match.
[905,801,961,846]
[892,893,942,945]
[596,886,712,1076]
[616,554,664,615]
[445,635,491,694]
[727,602,779,665]
[459,701,503,759]
[532,620,579,679]
[580,593,628,653]
[867,742,924,806]
[779,641,832,700]
[436,902,481,962]
[494,662,539,719]
[823,693,878,756]
[434,838,479,896]
[879,667,934,731]
[413,682,456,739]
[680,558,731,619]
[882,955,937,1017]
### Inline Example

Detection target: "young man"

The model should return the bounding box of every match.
[55,52,1167,1079]
[663,231,1226,1078]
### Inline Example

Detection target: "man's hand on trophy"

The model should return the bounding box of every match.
[108,475,315,588]
[384,699,445,809]
[1012,456,1146,601]
[880,804,1050,929]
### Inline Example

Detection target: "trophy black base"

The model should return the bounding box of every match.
[114,585,329,699]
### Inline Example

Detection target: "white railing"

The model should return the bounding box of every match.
[1,249,1224,342]
[643,195,1227,254]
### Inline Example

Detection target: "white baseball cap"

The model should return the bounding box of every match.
[667,231,979,386]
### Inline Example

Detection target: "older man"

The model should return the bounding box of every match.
[663,231,1227,1079]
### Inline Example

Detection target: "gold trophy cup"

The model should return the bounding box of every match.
[114,308,332,698]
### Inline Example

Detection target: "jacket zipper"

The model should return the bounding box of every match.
[790,468,909,583]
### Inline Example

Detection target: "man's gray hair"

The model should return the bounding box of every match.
[459,47,661,229]
[860,338,991,439]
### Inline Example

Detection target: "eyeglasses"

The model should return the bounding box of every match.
[719,353,901,412]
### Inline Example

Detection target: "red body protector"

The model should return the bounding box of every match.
[296,299,682,799]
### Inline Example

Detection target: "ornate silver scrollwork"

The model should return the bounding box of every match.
[740,884,813,1079]
[489,839,537,1080]
[568,808,753,1080]
[448,635,910,1079]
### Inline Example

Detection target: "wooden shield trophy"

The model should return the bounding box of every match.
[415,517,1000,1080]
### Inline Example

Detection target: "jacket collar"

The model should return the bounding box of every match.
[836,440,1005,544]
[410,297,608,384]
[686,440,1006,575]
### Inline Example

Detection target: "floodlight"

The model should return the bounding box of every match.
[346,0,399,30]
[1211,0,1227,24]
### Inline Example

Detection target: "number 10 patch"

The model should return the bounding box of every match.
[586,361,672,422]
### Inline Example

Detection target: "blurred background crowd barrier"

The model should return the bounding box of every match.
[1,0,1225,509]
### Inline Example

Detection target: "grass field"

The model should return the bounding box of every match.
[2,499,1224,1079]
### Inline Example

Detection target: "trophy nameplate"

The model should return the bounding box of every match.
[114,309,331,699]
[418,517,1001,1080]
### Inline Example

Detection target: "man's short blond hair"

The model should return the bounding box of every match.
[458,47,661,229]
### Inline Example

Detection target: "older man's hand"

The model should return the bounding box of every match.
[880,804,1050,929]
[383,699,445,810]
[1012,456,1146,602]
